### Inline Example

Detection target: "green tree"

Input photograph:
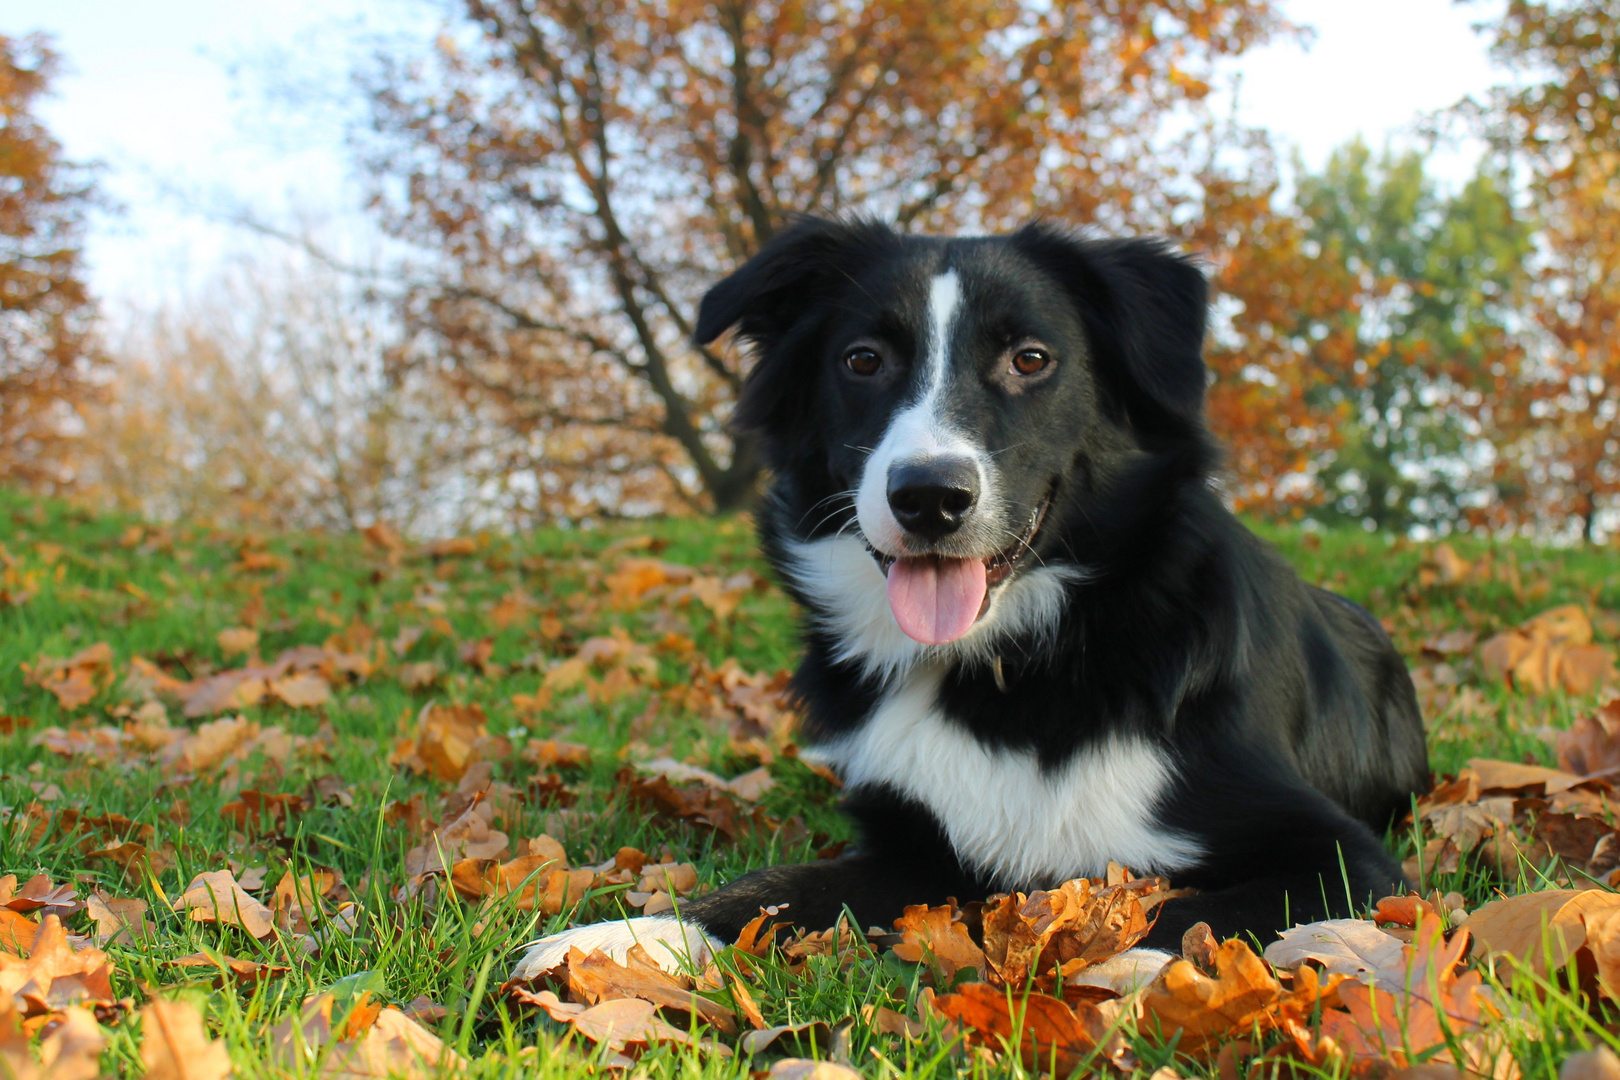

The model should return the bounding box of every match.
[1294,139,1531,532]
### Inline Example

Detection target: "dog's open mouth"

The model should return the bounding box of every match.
[866,494,1051,646]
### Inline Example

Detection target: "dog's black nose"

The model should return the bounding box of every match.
[887,458,980,540]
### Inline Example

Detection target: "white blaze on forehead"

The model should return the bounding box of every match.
[854,269,987,553]
[924,270,961,396]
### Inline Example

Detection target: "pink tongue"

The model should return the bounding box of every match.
[885,556,988,645]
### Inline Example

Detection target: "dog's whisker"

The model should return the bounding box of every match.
[795,488,858,531]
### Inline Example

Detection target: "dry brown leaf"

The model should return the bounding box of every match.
[737,1020,838,1055]
[1562,1048,1620,1080]
[391,703,492,783]
[216,628,259,656]
[618,767,778,842]
[0,876,74,916]
[565,946,737,1032]
[726,971,767,1030]
[169,953,291,987]
[25,643,114,710]
[980,879,1152,990]
[932,982,1106,1072]
[523,740,592,769]
[768,1061,860,1080]
[1557,703,1620,777]
[862,1004,928,1039]
[220,791,307,835]
[1578,905,1620,1001]
[1262,919,1410,990]
[140,999,232,1080]
[0,911,39,954]
[324,1006,459,1080]
[270,672,332,708]
[524,988,728,1056]
[1139,938,1284,1052]
[84,893,148,946]
[173,870,276,939]
[1468,758,1587,795]
[1,1005,105,1080]
[0,915,117,1016]
[86,839,172,878]
[1468,889,1620,981]
[1317,926,1502,1077]
[1481,606,1617,696]
[892,904,985,982]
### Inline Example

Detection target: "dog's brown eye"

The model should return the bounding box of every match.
[1012,348,1051,376]
[844,347,882,376]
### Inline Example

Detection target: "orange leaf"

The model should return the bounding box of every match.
[891,904,985,982]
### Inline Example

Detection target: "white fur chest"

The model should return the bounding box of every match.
[816,665,1203,888]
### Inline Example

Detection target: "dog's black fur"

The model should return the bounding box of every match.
[667,216,1429,952]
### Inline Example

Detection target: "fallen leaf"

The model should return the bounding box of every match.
[1557,704,1620,777]
[979,879,1152,990]
[1318,926,1501,1076]
[564,946,736,1032]
[525,989,728,1056]
[220,791,307,835]
[1139,938,1283,1052]
[1,1005,104,1080]
[173,870,276,939]
[0,912,39,954]
[270,672,331,709]
[891,904,986,982]
[324,1006,458,1079]
[1468,758,1586,795]
[217,628,259,656]
[1467,889,1620,981]
[25,643,114,710]
[169,952,291,987]
[523,740,592,769]
[1262,919,1409,991]
[768,1061,861,1080]
[392,703,493,783]
[738,1020,838,1055]
[84,893,149,946]
[0,875,76,915]
[933,982,1105,1072]
[0,915,117,1016]
[1562,1049,1620,1080]
[140,998,233,1080]
[1481,606,1617,695]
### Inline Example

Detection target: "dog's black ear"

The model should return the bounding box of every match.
[1013,224,1208,429]
[696,215,896,345]
[698,216,897,435]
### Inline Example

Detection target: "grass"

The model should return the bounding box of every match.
[1,486,1618,1079]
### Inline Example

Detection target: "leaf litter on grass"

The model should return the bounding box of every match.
[3,509,1620,1078]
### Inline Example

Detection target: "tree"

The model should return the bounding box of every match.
[0,34,100,488]
[359,0,1284,516]
[82,249,502,534]
[1293,140,1530,533]
[1481,0,1620,541]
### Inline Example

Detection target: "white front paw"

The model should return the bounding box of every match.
[511,916,723,980]
[1066,947,1176,994]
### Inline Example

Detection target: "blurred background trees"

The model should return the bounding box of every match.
[0,34,100,491]
[355,0,1280,517]
[4,2,1619,541]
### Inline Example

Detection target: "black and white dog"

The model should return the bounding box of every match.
[514,217,1429,985]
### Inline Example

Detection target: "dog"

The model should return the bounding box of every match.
[513,217,1430,986]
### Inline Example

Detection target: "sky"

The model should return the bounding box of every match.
[7,0,1511,308]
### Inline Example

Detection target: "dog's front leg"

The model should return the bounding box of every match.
[512,850,978,979]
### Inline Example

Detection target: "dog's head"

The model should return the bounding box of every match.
[697,216,1211,648]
